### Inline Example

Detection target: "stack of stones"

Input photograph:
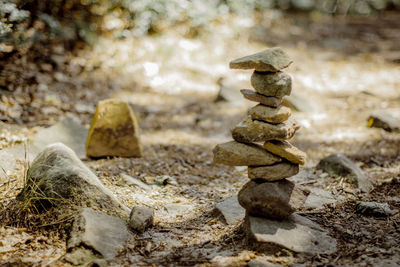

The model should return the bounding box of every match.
[213,47,309,222]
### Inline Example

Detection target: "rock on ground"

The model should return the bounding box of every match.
[355,201,397,217]
[245,213,337,255]
[213,141,282,166]
[215,195,245,225]
[263,140,306,165]
[118,173,151,191]
[304,187,342,209]
[232,118,300,143]
[67,208,132,261]
[316,153,373,193]
[229,47,293,72]
[18,143,128,215]
[248,162,299,181]
[250,71,292,97]
[240,89,282,107]
[129,206,154,233]
[368,109,400,132]
[238,180,309,219]
[249,104,291,124]
[86,99,142,158]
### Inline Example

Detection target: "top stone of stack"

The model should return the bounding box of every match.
[229,47,292,72]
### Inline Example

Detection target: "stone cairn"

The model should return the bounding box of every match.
[213,47,309,222]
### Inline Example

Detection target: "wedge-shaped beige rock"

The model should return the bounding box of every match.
[251,71,292,97]
[238,180,309,219]
[264,140,307,165]
[230,47,293,72]
[248,162,299,181]
[250,104,291,124]
[240,89,282,107]
[231,117,300,143]
[213,141,281,166]
[86,99,142,158]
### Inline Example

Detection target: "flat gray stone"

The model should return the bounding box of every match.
[230,47,293,72]
[213,141,282,166]
[238,180,309,219]
[355,201,397,217]
[316,153,373,193]
[215,196,245,225]
[251,71,292,97]
[245,213,337,255]
[232,118,300,143]
[241,89,282,107]
[118,173,151,191]
[304,187,340,209]
[67,208,132,259]
[248,162,299,181]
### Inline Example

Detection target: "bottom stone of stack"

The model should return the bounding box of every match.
[238,180,309,219]
[244,213,337,255]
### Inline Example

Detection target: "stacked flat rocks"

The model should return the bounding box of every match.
[213,47,309,221]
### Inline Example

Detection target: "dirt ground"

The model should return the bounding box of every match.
[0,11,400,266]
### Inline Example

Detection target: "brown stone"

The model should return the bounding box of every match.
[248,162,299,181]
[229,47,293,72]
[213,141,281,166]
[249,104,291,124]
[263,140,306,165]
[251,71,292,97]
[231,118,300,143]
[238,180,309,219]
[86,99,142,158]
[240,89,282,107]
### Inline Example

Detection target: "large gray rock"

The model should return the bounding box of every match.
[232,118,300,143]
[213,141,282,166]
[368,110,400,133]
[245,213,337,255]
[18,143,128,215]
[215,195,245,225]
[238,180,309,219]
[230,47,293,72]
[67,208,132,259]
[240,89,282,108]
[248,162,299,181]
[251,72,292,98]
[249,104,291,124]
[316,153,373,193]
